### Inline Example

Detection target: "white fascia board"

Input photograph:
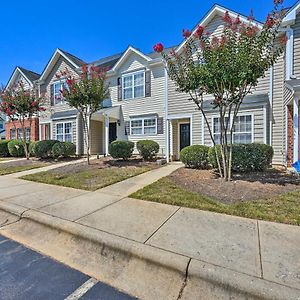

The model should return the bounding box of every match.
[112,46,151,72]
[39,49,80,82]
[176,4,263,53]
[282,2,300,26]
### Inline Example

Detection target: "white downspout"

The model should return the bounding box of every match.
[164,67,170,163]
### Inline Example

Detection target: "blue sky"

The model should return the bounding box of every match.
[0,0,296,85]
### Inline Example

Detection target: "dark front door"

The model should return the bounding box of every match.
[109,122,117,144]
[180,123,190,151]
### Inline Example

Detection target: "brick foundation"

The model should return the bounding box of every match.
[5,118,39,141]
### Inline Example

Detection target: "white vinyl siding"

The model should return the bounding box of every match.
[56,122,72,142]
[130,117,157,135]
[123,71,145,100]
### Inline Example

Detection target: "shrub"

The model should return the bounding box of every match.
[29,141,39,157]
[8,140,25,157]
[52,142,76,158]
[35,140,59,158]
[137,140,159,160]
[109,141,134,160]
[208,143,274,172]
[0,140,10,157]
[180,145,210,169]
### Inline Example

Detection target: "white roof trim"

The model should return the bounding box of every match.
[112,46,151,72]
[39,48,80,82]
[282,1,300,26]
[6,67,34,90]
[176,4,263,53]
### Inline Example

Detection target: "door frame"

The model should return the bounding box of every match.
[177,121,191,155]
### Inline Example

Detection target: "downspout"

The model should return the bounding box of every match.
[164,67,170,163]
[269,66,273,146]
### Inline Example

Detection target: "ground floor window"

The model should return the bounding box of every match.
[15,128,31,141]
[130,117,157,135]
[10,129,16,140]
[213,114,253,144]
[56,122,72,142]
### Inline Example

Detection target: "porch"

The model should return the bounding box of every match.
[90,106,121,155]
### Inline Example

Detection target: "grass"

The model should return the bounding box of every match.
[0,163,47,175]
[131,177,300,225]
[22,166,153,191]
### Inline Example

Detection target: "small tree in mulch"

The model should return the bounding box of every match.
[58,65,109,165]
[0,82,45,159]
[154,0,286,181]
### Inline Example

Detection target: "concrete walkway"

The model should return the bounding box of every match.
[0,163,299,299]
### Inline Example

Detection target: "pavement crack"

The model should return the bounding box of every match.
[0,208,31,229]
[177,258,191,300]
[257,220,264,278]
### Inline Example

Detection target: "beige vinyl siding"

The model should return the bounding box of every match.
[52,118,77,145]
[271,53,285,165]
[293,14,300,77]
[15,73,32,90]
[110,57,167,154]
[90,120,104,154]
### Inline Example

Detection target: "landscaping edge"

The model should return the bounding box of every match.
[0,201,299,300]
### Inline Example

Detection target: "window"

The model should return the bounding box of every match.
[56,122,72,142]
[53,81,68,105]
[122,72,145,100]
[25,128,31,141]
[10,129,16,140]
[0,123,3,130]
[213,115,253,144]
[130,117,157,135]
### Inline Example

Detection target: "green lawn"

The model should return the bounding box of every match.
[0,163,47,175]
[131,177,300,225]
[22,166,153,191]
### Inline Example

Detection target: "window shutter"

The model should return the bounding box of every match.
[125,121,130,135]
[117,77,122,101]
[50,84,54,106]
[157,117,164,134]
[145,71,151,97]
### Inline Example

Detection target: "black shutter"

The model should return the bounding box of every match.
[145,71,151,97]
[125,121,130,135]
[117,77,122,101]
[50,84,54,106]
[157,117,164,134]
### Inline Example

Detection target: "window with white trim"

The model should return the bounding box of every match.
[56,122,72,142]
[213,115,253,144]
[53,81,68,105]
[123,71,145,100]
[130,117,157,135]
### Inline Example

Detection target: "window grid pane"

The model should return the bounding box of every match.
[123,72,145,100]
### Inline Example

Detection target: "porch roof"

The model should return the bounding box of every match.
[92,105,121,121]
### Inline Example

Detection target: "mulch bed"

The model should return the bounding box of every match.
[169,168,300,204]
[48,157,159,175]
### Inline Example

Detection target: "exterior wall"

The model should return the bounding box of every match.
[90,120,104,154]
[110,54,167,154]
[287,105,294,166]
[292,13,300,77]
[5,118,39,141]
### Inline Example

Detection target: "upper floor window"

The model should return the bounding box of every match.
[52,81,68,106]
[212,115,253,144]
[122,71,145,100]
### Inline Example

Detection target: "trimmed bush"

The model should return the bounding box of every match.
[109,141,134,160]
[208,143,274,172]
[0,140,10,157]
[35,140,59,158]
[29,141,39,157]
[52,142,76,158]
[8,140,25,157]
[137,140,159,160]
[180,145,210,169]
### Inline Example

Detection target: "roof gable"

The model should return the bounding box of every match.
[282,1,300,26]
[6,66,40,90]
[39,48,86,82]
[176,4,263,53]
[111,46,151,72]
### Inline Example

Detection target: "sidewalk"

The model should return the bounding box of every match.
[0,163,299,299]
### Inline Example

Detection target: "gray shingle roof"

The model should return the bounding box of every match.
[90,53,123,70]
[18,67,40,82]
[59,49,86,67]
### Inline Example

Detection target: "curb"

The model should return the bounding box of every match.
[0,205,299,299]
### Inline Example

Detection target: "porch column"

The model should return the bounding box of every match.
[104,115,109,156]
[169,120,173,159]
[165,119,170,163]
[294,97,299,162]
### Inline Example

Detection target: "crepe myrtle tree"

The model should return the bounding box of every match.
[58,65,109,165]
[154,0,286,181]
[0,82,45,159]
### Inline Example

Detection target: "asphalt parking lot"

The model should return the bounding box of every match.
[0,235,136,300]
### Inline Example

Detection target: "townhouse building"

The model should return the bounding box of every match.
[5,1,300,168]
[4,67,40,141]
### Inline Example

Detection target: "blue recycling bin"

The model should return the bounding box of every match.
[292,160,300,173]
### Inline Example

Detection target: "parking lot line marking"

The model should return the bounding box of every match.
[64,278,98,300]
